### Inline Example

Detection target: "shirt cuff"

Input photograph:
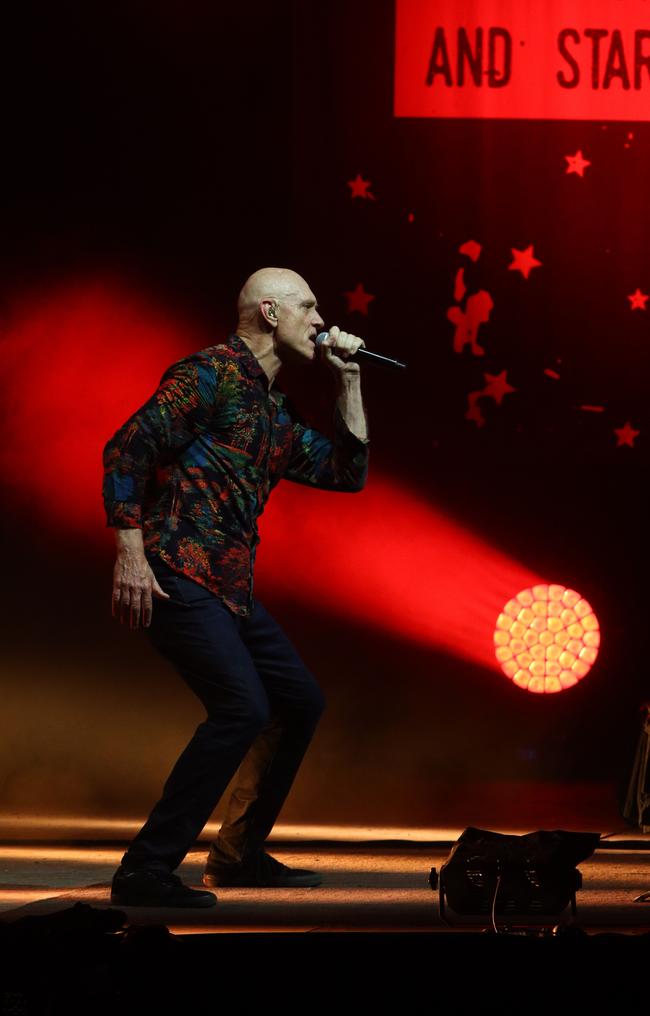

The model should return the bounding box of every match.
[104,501,143,528]
[334,403,370,449]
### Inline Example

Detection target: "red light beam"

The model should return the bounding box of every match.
[0,281,208,531]
[257,477,542,670]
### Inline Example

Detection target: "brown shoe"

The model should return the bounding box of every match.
[203,851,322,888]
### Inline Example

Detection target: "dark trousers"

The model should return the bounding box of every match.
[122,557,326,873]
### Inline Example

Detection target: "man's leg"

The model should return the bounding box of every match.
[207,598,325,875]
[120,563,275,876]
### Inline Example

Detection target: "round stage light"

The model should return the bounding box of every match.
[494,585,600,694]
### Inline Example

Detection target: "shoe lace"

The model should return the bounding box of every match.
[126,868,182,887]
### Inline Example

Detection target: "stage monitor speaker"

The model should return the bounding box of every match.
[432,827,600,926]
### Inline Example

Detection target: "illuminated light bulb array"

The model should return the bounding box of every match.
[494,584,600,694]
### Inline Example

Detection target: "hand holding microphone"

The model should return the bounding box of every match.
[316,325,363,376]
[315,326,407,370]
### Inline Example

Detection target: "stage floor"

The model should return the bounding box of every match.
[1,825,649,935]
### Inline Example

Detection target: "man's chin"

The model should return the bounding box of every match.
[280,340,316,365]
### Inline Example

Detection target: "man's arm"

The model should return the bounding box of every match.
[284,328,369,492]
[102,355,221,628]
[336,372,368,443]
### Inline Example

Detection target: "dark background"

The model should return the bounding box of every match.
[0,1,647,830]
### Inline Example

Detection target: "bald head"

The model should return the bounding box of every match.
[237,267,310,321]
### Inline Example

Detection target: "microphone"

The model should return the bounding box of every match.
[315,331,407,370]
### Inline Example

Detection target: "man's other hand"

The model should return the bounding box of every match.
[112,530,169,628]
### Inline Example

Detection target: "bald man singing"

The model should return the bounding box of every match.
[102,268,369,907]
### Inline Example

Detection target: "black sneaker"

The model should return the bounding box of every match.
[111,865,217,908]
[202,851,322,888]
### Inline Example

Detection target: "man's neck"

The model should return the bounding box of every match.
[236,330,281,389]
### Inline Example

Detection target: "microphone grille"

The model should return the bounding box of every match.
[315,331,329,346]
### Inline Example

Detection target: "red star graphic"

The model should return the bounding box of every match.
[628,288,649,310]
[614,421,640,448]
[565,150,591,177]
[465,391,485,428]
[508,246,542,279]
[454,267,466,302]
[347,174,375,200]
[459,239,482,262]
[482,370,516,405]
[344,282,375,315]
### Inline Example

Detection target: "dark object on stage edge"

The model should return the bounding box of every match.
[430,827,600,927]
[623,703,650,832]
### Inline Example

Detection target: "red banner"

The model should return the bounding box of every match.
[395,0,650,120]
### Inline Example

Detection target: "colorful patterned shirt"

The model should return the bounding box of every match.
[102,334,369,615]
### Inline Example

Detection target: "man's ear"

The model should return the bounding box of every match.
[261,300,278,326]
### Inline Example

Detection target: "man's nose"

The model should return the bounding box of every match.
[313,312,325,328]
